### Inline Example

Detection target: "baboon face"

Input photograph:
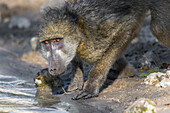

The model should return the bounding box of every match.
[39,21,81,76]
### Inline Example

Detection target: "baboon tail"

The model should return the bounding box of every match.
[149,0,170,48]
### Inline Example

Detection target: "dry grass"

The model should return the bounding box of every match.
[21,51,48,67]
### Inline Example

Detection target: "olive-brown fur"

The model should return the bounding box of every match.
[39,0,170,100]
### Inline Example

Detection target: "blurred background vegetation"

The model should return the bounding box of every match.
[0,0,45,10]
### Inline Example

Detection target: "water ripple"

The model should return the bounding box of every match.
[0,74,72,113]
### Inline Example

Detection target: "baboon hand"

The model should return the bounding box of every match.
[72,89,99,100]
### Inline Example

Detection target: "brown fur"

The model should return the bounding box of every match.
[39,0,170,100]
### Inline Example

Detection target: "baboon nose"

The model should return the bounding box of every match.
[49,67,65,75]
[50,68,56,73]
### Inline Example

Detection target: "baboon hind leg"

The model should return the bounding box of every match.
[109,56,136,79]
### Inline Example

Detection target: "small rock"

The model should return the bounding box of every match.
[30,37,40,51]
[9,16,31,29]
[124,98,156,113]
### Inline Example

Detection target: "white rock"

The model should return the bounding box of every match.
[124,98,156,113]
[35,79,42,85]
[166,70,170,77]
[144,72,165,85]
[9,17,31,29]
[144,71,170,88]
[155,78,170,88]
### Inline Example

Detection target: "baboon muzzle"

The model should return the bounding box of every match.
[49,55,65,76]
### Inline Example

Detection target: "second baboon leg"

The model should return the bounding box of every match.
[73,38,134,100]
[67,59,84,92]
[110,56,136,79]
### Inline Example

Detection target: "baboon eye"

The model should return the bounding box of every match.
[54,38,63,42]
[43,40,49,44]
[56,39,60,42]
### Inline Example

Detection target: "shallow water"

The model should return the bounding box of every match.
[0,74,74,113]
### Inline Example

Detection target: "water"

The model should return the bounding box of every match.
[0,74,74,113]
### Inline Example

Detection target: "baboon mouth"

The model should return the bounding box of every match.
[49,69,65,76]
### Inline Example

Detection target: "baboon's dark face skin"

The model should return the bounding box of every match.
[39,21,81,76]
[41,38,66,75]
[41,37,80,76]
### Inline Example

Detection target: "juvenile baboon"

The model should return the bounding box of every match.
[39,0,170,100]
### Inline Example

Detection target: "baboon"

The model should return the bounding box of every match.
[39,0,170,100]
